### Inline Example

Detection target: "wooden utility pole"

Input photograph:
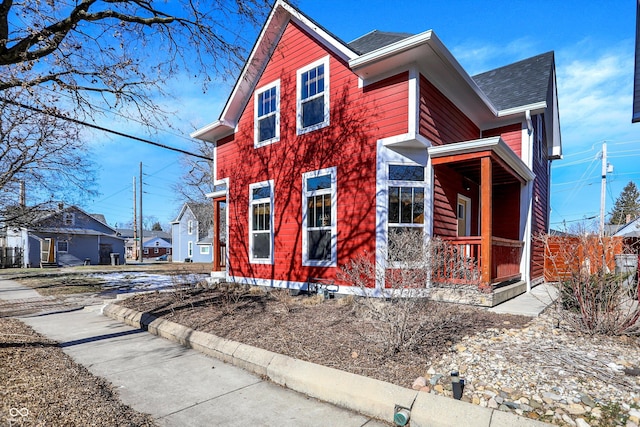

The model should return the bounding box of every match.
[139,162,144,262]
[132,176,137,261]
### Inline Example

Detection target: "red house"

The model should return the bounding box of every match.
[193,1,562,305]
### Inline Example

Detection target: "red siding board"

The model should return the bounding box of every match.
[483,124,523,157]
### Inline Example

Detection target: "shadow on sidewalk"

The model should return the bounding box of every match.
[60,329,145,348]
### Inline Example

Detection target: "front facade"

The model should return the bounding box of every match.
[6,205,125,267]
[193,1,562,301]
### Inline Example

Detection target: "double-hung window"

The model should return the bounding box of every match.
[387,164,426,263]
[302,167,336,266]
[250,180,274,264]
[254,80,280,147]
[297,57,330,134]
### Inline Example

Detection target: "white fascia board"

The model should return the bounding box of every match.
[190,119,235,142]
[350,30,435,69]
[496,101,547,118]
[429,137,535,182]
[380,132,431,149]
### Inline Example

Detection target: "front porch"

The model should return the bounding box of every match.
[428,137,535,305]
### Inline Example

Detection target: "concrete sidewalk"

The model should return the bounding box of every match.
[489,283,559,317]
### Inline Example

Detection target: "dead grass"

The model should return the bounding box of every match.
[0,318,156,426]
[118,286,531,387]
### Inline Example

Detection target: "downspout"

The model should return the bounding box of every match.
[523,110,533,292]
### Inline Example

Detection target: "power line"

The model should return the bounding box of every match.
[2,98,212,161]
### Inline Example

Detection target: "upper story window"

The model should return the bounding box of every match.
[302,167,337,267]
[297,57,330,134]
[187,220,194,235]
[62,212,75,226]
[535,114,545,163]
[254,80,280,147]
[249,180,274,264]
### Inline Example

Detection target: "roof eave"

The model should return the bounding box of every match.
[429,136,536,182]
[349,30,498,126]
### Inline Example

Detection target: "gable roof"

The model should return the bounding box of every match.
[348,30,414,55]
[192,0,561,153]
[473,52,554,111]
[33,205,119,234]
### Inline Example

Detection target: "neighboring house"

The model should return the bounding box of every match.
[6,205,125,267]
[171,203,214,263]
[142,236,172,259]
[613,217,640,238]
[117,228,172,259]
[191,1,562,303]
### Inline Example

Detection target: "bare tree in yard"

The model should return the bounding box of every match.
[0,93,97,226]
[174,142,214,202]
[0,0,271,223]
[338,232,479,355]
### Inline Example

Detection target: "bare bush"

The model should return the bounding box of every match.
[543,233,640,335]
[338,232,478,354]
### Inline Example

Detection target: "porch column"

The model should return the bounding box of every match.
[480,157,492,288]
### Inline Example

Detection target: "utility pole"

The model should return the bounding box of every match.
[139,162,144,262]
[132,176,137,261]
[599,142,613,236]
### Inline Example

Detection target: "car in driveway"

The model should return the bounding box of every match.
[155,254,168,261]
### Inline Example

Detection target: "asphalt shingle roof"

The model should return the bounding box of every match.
[348,30,414,55]
[472,51,554,111]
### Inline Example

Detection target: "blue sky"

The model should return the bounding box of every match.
[83,1,639,232]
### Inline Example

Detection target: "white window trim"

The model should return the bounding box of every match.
[296,56,330,135]
[249,180,274,265]
[200,246,210,255]
[254,80,281,147]
[302,167,337,267]
[385,161,429,269]
[187,219,193,235]
[188,241,193,258]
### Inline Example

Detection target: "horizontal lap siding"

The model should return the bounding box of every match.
[217,22,407,285]
[530,119,549,281]
[421,75,479,237]
[419,76,479,145]
[482,123,523,157]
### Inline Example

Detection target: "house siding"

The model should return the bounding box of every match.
[419,75,479,145]
[217,21,409,285]
[482,123,523,157]
[530,115,549,281]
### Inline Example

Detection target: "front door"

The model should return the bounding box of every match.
[213,197,227,271]
[41,238,55,264]
[457,195,471,237]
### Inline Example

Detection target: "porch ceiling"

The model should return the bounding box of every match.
[429,136,535,184]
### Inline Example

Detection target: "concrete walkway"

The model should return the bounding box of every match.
[1,279,387,427]
[489,283,559,317]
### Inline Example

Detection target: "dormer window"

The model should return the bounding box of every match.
[297,57,330,134]
[254,80,280,147]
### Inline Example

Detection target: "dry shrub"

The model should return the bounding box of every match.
[542,233,640,335]
[339,232,476,354]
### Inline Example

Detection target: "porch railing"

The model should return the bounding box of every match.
[491,237,523,283]
[437,236,523,286]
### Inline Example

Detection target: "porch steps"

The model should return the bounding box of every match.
[491,280,527,307]
[40,262,59,269]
